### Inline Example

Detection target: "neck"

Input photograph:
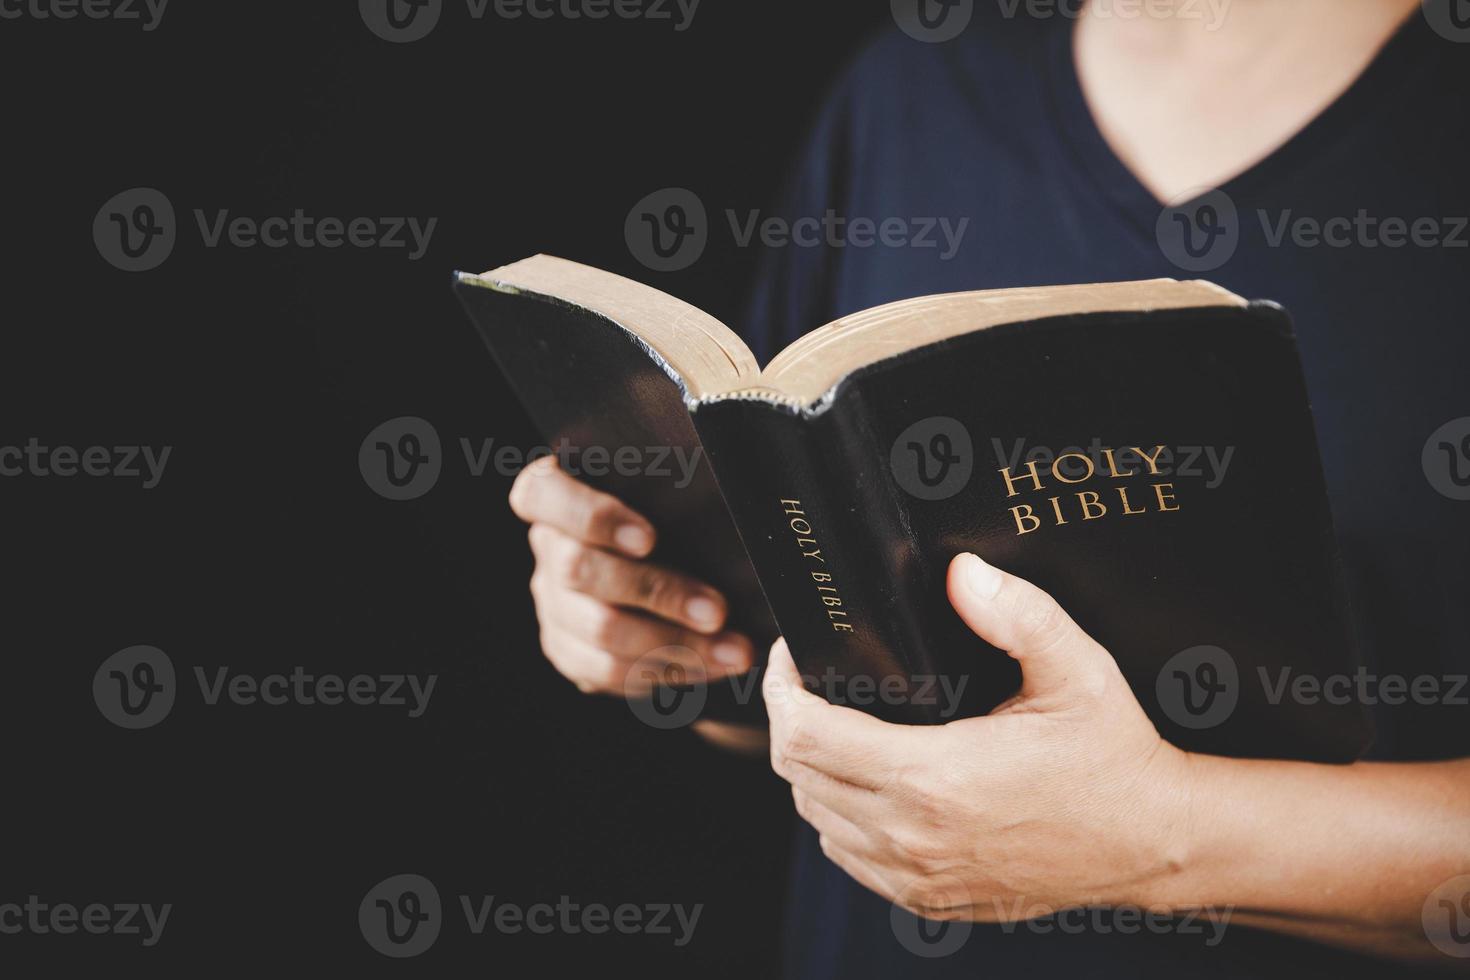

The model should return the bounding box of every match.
[1072,0,1421,203]
[1082,0,1420,62]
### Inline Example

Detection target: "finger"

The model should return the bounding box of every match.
[509,455,655,557]
[763,637,921,792]
[543,627,723,696]
[535,586,753,678]
[528,523,728,633]
[816,837,899,905]
[947,552,1109,699]
[539,627,624,694]
[792,787,872,854]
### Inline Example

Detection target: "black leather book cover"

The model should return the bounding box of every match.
[453,275,777,723]
[692,304,1370,760]
[457,272,1371,762]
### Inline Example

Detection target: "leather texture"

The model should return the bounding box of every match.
[460,274,1370,761]
[455,278,777,724]
[695,304,1371,760]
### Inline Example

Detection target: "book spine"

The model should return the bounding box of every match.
[690,395,941,724]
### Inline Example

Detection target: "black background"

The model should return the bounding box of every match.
[1,1,890,972]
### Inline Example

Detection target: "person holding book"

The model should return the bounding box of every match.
[507,1,1469,975]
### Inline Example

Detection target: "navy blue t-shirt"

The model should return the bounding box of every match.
[743,10,1469,979]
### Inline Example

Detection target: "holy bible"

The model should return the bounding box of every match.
[456,254,1371,762]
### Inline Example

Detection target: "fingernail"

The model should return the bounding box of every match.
[962,552,1003,599]
[614,524,653,555]
[685,595,723,631]
[712,637,748,668]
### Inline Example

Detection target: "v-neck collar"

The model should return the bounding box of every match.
[1040,8,1434,234]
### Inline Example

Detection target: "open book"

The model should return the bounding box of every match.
[456,254,1370,761]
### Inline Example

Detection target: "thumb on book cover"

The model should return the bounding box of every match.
[947,553,1112,702]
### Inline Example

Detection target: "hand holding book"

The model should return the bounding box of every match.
[765,551,1193,922]
[509,454,756,696]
